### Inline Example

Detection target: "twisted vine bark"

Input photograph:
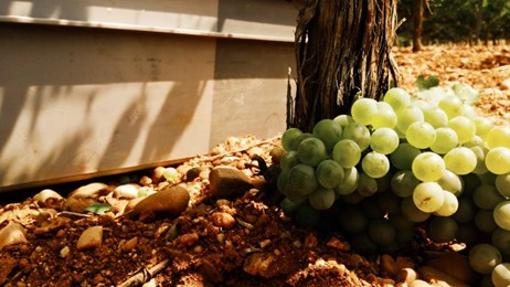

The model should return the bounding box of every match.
[290,0,399,131]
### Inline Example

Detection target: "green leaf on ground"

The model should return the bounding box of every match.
[85,203,112,214]
[416,75,440,90]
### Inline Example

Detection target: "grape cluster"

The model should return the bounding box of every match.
[277,86,510,287]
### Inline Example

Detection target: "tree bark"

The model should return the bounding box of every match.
[413,0,424,52]
[474,0,484,43]
[290,0,399,131]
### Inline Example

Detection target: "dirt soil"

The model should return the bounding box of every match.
[0,44,509,287]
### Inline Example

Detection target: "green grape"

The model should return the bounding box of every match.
[282,128,302,151]
[449,116,476,144]
[391,170,419,198]
[316,160,344,189]
[423,107,449,128]
[486,147,510,175]
[308,188,336,210]
[492,229,510,256]
[332,139,361,168]
[412,152,446,182]
[485,126,510,149]
[370,128,399,155]
[368,219,396,246]
[312,119,343,151]
[361,151,390,179]
[358,173,378,197]
[285,164,318,198]
[391,143,421,170]
[457,224,478,245]
[277,171,289,193]
[376,173,392,193]
[474,117,494,139]
[397,106,424,134]
[361,198,384,219]
[390,214,414,230]
[287,132,313,151]
[473,185,505,210]
[401,197,430,222]
[413,182,445,213]
[280,151,299,171]
[469,244,502,274]
[336,167,359,195]
[434,191,459,217]
[280,197,301,215]
[494,201,510,231]
[453,197,476,223]
[406,122,436,149]
[383,87,411,111]
[471,146,489,174]
[372,102,398,129]
[333,114,354,128]
[351,233,378,254]
[476,210,498,233]
[492,263,510,287]
[343,123,371,151]
[427,217,458,243]
[351,97,377,125]
[430,127,459,154]
[496,173,510,198]
[297,137,327,166]
[376,192,400,215]
[463,173,482,195]
[414,99,433,111]
[438,170,464,196]
[340,192,364,204]
[480,173,498,185]
[465,135,484,148]
[439,96,464,119]
[338,206,367,234]
[444,147,478,175]
[294,204,321,228]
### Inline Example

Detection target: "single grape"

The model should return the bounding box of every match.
[316,160,344,189]
[496,173,510,198]
[397,106,424,134]
[406,121,436,149]
[473,185,505,210]
[391,170,419,198]
[453,197,476,223]
[383,87,411,111]
[424,107,449,128]
[368,219,396,246]
[370,128,399,154]
[427,217,458,243]
[351,98,378,125]
[474,117,494,139]
[333,114,354,128]
[308,188,336,210]
[401,197,431,222]
[486,147,510,175]
[362,152,390,179]
[485,126,510,149]
[492,263,510,287]
[492,229,510,256]
[439,96,464,119]
[494,201,510,231]
[391,143,421,170]
[449,116,476,144]
[282,128,302,151]
[438,170,464,196]
[465,135,484,148]
[287,132,313,151]
[332,139,361,168]
[414,99,433,111]
[430,127,459,154]
[444,147,477,175]
[280,151,299,171]
[412,152,446,182]
[297,137,327,166]
[413,182,445,213]
[372,102,398,129]
[285,164,318,198]
[338,206,368,234]
[336,167,359,195]
[476,210,498,233]
[280,197,301,215]
[434,191,459,217]
[312,119,343,151]
[358,173,378,197]
[471,146,489,175]
[342,123,371,151]
[469,244,502,274]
